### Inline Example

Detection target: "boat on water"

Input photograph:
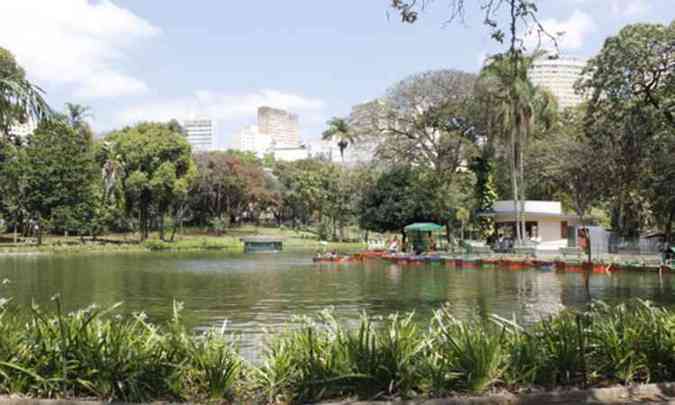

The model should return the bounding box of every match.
[313,255,358,264]
[382,254,444,264]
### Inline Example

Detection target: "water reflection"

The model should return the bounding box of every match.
[0,252,673,358]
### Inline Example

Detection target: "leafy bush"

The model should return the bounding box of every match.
[1,299,675,403]
[0,298,243,402]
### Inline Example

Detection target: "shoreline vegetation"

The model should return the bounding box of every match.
[0,226,367,256]
[0,298,674,403]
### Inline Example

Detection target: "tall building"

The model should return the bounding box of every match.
[528,55,587,110]
[182,118,214,152]
[236,107,304,159]
[238,125,272,155]
[257,106,300,147]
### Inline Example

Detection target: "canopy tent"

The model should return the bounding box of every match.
[404,223,444,232]
[404,223,444,254]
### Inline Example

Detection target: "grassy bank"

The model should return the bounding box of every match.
[0,299,674,403]
[0,226,367,256]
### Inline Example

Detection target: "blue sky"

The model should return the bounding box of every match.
[0,1,672,148]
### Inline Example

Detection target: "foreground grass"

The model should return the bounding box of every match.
[1,299,675,403]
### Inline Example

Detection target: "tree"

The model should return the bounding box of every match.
[191,151,266,230]
[388,0,562,245]
[0,140,27,242]
[354,70,478,177]
[104,122,195,241]
[322,117,356,163]
[273,159,329,229]
[535,107,605,225]
[579,22,674,131]
[389,1,555,51]
[22,119,98,244]
[0,47,50,140]
[469,150,497,240]
[64,103,92,131]
[578,22,674,238]
[359,166,436,235]
[644,131,675,244]
[479,52,558,243]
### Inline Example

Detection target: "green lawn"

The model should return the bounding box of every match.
[0,225,367,255]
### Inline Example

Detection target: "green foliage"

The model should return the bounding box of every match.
[0,47,50,137]
[142,238,238,251]
[469,152,497,239]
[103,122,196,240]
[255,310,426,403]
[578,21,675,238]
[2,300,675,402]
[358,166,436,234]
[191,151,268,228]
[322,117,356,162]
[0,299,243,402]
[22,119,99,241]
[430,308,507,393]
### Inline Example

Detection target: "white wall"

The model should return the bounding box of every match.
[494,201,562,215]
[538,219,560,242]
[275,147,309,162]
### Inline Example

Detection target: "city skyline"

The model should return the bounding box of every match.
[0,1,672,148]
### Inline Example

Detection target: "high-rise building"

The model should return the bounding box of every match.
[528,55,587,110]
[237,125,272,155]
[257,106,300,147]
[182,118,214,152]
[235,107,304,159]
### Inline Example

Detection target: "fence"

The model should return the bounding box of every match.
[586,226,661,256]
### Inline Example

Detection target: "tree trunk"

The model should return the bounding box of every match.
[332,216,337,241]
[170,219,178,242]
[665,210,673,245]
[519,137,527,243]
[510,125,521,243]
[159,214,165,241]
[36,217,42,246]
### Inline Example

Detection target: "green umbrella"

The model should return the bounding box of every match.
[404,223,444,232]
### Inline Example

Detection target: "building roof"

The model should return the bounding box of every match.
[478,200,579,221]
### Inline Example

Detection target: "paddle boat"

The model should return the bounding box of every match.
[381,254,444,265]
[313,254,357,264]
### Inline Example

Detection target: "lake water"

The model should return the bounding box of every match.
[0,251,673,357]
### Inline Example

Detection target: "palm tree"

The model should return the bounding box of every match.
[0,47,50,139]
[64,103,91,129]
[322,117,356,163]
[481,51,558,244]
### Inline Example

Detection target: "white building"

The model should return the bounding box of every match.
[528,55,587,110]
[257,106,300,146]
[306,139,335,161]
[237,125,272,156]
[235,106,304,158]
[273,145,310,162]
[483,201,580,251]
[182,118,214,152]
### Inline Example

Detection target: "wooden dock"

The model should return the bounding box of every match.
[240,236,284,253]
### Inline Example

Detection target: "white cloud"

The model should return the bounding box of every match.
[565,0,650,17]
[118,89,325,124]
[525,10,596,51]
[0,0,160,98]
[612,0,650,17]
